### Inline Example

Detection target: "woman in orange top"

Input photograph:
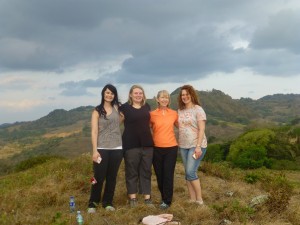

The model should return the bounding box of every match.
[150,90,178,209]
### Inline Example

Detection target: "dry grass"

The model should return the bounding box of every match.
[0,154,299,225]
[0,142,40,160]
[0,144,23,160]
[43,120,86,138]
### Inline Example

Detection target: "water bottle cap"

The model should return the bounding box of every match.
[77,211,81,213]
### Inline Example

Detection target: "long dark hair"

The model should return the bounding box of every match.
[95,84,121,119]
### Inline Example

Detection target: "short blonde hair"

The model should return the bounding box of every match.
[156,90,170,107]
[128,84,147,106]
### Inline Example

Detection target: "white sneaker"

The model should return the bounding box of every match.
[87,207,96,214]
[195,200,204,205]
[105,206,115,211]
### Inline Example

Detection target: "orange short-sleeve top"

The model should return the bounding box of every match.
[150,108,178,147]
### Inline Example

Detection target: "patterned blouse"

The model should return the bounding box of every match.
[178,105,207,148]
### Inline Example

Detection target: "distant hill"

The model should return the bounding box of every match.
[0,89,299,174]
[144,89,255,125]
[240,94,300,123]
[170,89,299,125]
[1,90,299,129]
[0,121,23,128]
[1,89,299,143]
[19,106,94,130]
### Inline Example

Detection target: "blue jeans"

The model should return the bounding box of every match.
[179,147,207,181]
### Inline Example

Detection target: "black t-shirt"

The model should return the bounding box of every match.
[119,102,154,150]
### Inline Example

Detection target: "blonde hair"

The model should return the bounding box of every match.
[128,84,147,106]
[156,90,171,107]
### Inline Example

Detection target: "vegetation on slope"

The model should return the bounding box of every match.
[0,89,300,224]
[0,154,299,225]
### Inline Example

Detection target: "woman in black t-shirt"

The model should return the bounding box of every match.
[119,84,154,207]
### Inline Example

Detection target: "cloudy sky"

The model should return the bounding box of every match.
[1,0,300,124]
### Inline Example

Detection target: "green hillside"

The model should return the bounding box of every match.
[0,90,299,175]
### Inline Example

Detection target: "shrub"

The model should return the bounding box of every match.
[212,199,255,222]
[15,155,64,172]
[233,145,267,169]
[200,161,232,180]
[0,160,13,175]
[244,172,260,184]
[205,144,225,162]
[269,159,300,170]
[227,129,275,162]
[262,173,293,213]
[208,136,217,143]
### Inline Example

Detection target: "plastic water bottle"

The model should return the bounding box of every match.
[76,211,84,225]
[69,196,75,213]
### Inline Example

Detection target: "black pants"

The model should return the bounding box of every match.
[88,149,123,208]
[153,146,178,205]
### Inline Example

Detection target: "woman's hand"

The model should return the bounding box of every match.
[194,147,202,159]
[92,151,101,163]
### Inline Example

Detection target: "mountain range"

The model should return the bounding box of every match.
[2,89,299,129]
[0,89,299,174]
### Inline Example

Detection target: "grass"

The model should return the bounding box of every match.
[0,154,300,225]
[43,120,87,138]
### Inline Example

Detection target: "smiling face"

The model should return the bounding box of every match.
[130,87,144,105]
[103,88,115,103]
[181,89,192,105]
[157,91,170,108]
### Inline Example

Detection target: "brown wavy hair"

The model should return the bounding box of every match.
[177,85,201,110]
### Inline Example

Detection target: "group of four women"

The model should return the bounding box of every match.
[87,84,207,213]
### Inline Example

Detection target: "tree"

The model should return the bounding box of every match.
[232,145,268,169]
[227,129,275,162]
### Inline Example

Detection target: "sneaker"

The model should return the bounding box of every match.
[129,198,137,208]
[87,207,96,214]
[105,206,115,211]
[195,200,204,205]
[159,202,169,210]
[144,198,155,208]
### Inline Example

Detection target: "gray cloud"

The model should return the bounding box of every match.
[1,0,300,93]
[0,77,34,91]
[1,0,300,125]
[251,10,300,54]
[59,80,96,96]
[245,48,300,76]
